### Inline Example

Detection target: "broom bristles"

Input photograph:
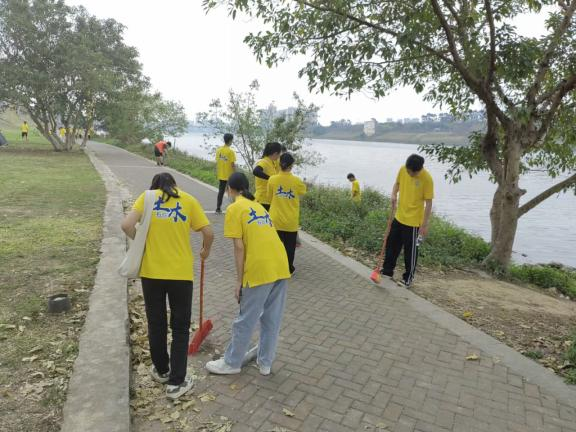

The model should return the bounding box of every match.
[188,320,213,355]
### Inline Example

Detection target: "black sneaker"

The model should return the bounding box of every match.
[166,376,194,400]
[215,208,222,214]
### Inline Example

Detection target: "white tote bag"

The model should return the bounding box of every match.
[118,190,155,278]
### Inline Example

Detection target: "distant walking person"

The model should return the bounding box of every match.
[206,172,290,376]
[268,153,306,274]
[21,121,29,141]
[253,142,282,211]
[347,173,361,203]
[215,133,236,213]
[59,126,66,140]
[380,154,433,287]
[121,173,214,399]
[154,140,171,166]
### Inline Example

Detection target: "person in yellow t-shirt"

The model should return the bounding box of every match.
[215,133,236,213]
[347,173,361,203]
[59,126,66,139]
[21,121,29,141]
[121,173,214,399]
[380,154,434,288]
[206,172,290,377]
[268,153,306,274]
[252,142,282,211]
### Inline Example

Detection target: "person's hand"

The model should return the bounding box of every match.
[200,247,210,260]
[235,284,242,304]
[419,224,429,238]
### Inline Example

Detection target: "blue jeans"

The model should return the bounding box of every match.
[224,279,288,369]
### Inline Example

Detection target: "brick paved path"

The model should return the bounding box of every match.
[89,142,576,432]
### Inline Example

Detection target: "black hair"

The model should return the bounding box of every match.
[280,153,295,171]
[262,141,282,157]
[347,173,355,180]
[166,141,172,147]
[150,172,180,202]
[224,133,233,144]
[227,172,255,200]
[405,154,425,172]
[281,145,287,153]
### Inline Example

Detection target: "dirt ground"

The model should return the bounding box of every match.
[413,266,576,378]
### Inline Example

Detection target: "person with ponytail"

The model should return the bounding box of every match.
[206,172,290,376]
[252,142,282,210]
[121,172,214,399]
[267,153,306,274]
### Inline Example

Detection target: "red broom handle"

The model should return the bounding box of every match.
[376,203,397,268]
[199,260,205,327]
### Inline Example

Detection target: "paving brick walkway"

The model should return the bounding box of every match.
[89,142,576,432]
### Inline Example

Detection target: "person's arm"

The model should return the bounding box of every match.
[253,165,269,180]
[420,199,433,237]
[233,238,245,302]
[391,181,399,207]
[199,225,214,260]
[121,210,142,240]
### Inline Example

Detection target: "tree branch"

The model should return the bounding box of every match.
[536,74,576,142]
[518,172,576,217]
[484,0,496,84]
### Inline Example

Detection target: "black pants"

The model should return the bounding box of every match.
[141,278,193,385]
[261,203,270,211]
[381,219,419,284]
[217,180,227,210]
[277,231,297,273]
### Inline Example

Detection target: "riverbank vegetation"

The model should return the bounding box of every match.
[0,132,105,431]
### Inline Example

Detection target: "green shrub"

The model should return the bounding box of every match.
[509,264,576,298]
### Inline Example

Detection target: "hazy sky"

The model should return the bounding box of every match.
[66,1,550,124]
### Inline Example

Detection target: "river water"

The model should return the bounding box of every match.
[173,133,575,267]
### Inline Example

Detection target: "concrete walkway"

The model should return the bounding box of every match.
[88,141,576,432]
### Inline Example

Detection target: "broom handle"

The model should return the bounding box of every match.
[199,259,205,327]
[376,203,397,268]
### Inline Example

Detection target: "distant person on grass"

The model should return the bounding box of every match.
[59,126,66,140]
[154,140,171,166]
[121,172,214,399]
[268,153,306,275]
[380,154,434,288]
[253,142,282,211]
[215,133,236,213]
[206,172,290,377]
[347,173,361,203]
[21,121,29,141]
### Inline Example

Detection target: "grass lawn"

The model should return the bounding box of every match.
[0,131,105,431]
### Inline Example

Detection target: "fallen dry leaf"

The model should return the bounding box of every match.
[465,354,479,361]
[376,422,388,430]
[462,311,474,319]
[22,356,38,363]
[282,408,295,417]
[199,393,216,402]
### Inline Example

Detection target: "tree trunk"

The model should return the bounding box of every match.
[484,132,524,269]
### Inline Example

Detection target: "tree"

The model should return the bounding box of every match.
[205,0,576,269]
[197,80,323,170]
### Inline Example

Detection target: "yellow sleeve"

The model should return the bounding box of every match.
[215,148,220,163]
[424,173,434,200]
[395,168,403,185]
[188,197,210,231]
[230,149,236,163]
[132,192,146,213]
[224,204,242,239]
[297,178,307,195]
[267,177,276,199]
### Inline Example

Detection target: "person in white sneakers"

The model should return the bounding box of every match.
[206,172,290,376]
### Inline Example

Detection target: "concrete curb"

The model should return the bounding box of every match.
[298,231,576,408]
[61,150,132,432]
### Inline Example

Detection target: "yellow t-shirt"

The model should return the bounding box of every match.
[133,189,210,281]
[224,196,290,288]
[59,127,66,137]
[254,157,278,205]
[395,166,434,227]
[21,123,29,133]
[268,172,307,232]
[215,145,236,181]
[351,179,361,202]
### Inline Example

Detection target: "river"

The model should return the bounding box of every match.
[172,133,575,267]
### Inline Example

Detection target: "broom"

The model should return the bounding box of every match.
[188,260,213,355]
[370,202,396,283]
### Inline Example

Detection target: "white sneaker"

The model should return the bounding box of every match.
[166,376,194,400]
[257,362,271,376]
[150,365,170,384]
[205,358,241,375]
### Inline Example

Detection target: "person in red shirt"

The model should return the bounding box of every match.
[154,140,172,166]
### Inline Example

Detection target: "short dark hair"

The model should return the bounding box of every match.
[280,153,295,170]
[405,154,424,172]
[224,133,233,144]
[166,141,172,147]
[347,173,355,180]
[263,142,282,157]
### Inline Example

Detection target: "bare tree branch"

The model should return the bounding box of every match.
[484,0,496,84]
[536,74,576,142]
[518,172,576,217]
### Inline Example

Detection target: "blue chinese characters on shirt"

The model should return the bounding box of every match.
[153,197,187,222]
[247,207,272,226]
[275,185,295,199]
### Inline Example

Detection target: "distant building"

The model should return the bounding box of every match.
[421,113,439,123]
[363,118,377,136]
[403,118,420,124]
